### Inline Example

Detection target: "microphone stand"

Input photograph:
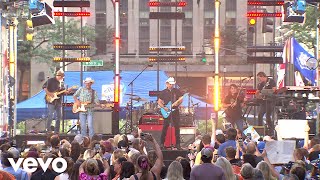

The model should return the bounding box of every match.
[127,64,153,133]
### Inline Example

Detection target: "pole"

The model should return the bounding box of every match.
[213,0,220,125]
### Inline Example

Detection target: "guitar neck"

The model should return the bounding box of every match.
[56,89,67,96]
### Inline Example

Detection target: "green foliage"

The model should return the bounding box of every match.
[196,116,225,135]
[219,26,247,48]
[281,6,320,50]
[17,18,100,72]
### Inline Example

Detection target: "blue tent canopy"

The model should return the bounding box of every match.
[17,71,212,122]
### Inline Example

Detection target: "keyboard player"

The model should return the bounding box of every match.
[256,72,277,136]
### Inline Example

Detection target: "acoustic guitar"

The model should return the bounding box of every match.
[45,85,78,103]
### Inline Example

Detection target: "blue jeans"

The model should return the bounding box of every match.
[226,117,244,132]
[47,103,61,133]
[79,112,94,138]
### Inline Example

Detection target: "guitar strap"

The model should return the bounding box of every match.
[91,89,95,104]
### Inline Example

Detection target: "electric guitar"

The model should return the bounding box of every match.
[45,85,78,103]
[72,101,114,113]
[160,93,188,118]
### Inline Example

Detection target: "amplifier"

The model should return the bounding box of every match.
[180,114,194,127]
[93,110,112,134]
[139,114,164,125]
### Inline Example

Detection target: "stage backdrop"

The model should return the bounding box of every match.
[17,71,212,122]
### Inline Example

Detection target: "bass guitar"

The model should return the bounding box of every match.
[160,93,188,118]
[45,85,78,103]
[72,101,114,113]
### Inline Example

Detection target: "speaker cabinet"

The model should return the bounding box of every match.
[25,119,46,133]
[93,110,112,134]
[138,124,195,149]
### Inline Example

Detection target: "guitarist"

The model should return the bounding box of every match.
[255,72,276,136]
[223,84,246,132]
[73,77,100,138]
[157,77,183,150]
[42,70,67,133]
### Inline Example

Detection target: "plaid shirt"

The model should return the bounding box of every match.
[73,87,99,113]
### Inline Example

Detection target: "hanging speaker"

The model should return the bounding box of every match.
[31,2,55,27]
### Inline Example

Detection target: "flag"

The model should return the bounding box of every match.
[277,38,292,88]
[292,38,316,86]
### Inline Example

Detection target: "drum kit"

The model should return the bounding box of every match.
[124,93,196,128]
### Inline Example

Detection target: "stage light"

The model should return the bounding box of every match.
[53,44,91,50]
[148,1,187,7]
[148,56,186,62]
[54,12,90,17]
[149,12,185,19]
[247,0,284,6]
[53,57,91,62]
[149,46,186,52]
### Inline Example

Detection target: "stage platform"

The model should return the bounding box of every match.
[14,133,115,148]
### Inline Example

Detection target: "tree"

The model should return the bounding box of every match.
[211,26,247,56]
[281,6,320,52]
[16,18,114,101]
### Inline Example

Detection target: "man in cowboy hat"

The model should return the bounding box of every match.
[157,77,183,150]
[73,77,101,138]
[42,69,68,133]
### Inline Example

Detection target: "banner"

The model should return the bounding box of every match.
[292,38,316,86]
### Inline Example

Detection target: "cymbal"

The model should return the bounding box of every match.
[129,97,148,102]
[125,93,138,96]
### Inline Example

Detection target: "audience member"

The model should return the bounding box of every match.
[190,148,225,180]
[1,152,28,180]
[215,157,238,180]
[164,161,184,180]
[218,128,237,157]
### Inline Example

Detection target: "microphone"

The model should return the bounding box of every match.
[147,64,153,67]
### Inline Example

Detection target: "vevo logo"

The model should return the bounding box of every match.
[8,158,67,173]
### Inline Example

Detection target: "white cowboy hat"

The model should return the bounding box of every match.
[166,77,176,85]
[83,77,94,84]
[56,70,65,76]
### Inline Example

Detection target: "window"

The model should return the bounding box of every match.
[140,0,149,11]
[204,0,214,11]
[160,26,171,40]
[95,0,106,12]
[226,0,237,11]
[182,26,192,42]
[96,13,106,25]
[96,39,106,54]
[139,26,149,40]
[204,27,213,40]
[139,42,149,54]
[184,0,193,11]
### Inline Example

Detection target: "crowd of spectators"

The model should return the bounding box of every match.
[0,119,320,180]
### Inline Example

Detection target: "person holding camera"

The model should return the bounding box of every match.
[130,133,163,180]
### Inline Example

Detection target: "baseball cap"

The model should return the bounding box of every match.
[8,147,20,159]
[74,134,84,145]
[118,140,129,149]
[201,148,213,158]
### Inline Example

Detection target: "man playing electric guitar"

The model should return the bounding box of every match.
[73,77,102,138]
[42,70,69,133]
[256,72,277,136]
[157,77,183,150]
